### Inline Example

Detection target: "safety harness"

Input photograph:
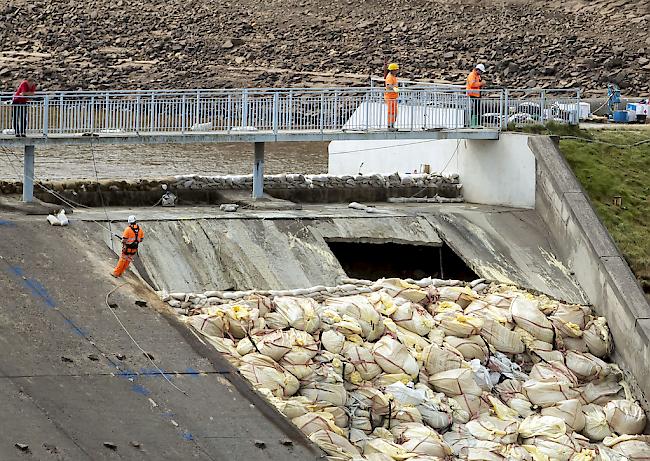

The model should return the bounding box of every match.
[124,224,141,255]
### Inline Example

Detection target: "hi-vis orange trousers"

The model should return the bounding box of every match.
[386,99,398,125]
[112,253,134,277]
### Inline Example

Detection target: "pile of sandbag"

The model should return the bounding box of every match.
[178,278,648,460]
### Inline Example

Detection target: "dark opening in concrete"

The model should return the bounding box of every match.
[326,241,478,281]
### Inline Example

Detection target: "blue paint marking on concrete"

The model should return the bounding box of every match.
[184,367,200,377]
[139,367,174,378]
[182,432,194,441]
[0,219,15,226]
[161,411,175,418]
[131,384,151,396]
[63,318,88,337]
[9,266,57,309]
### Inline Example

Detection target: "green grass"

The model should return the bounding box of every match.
[557,129,650,293]
[509,122,650,293]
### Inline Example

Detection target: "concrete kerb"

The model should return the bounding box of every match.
[529,135,650,403]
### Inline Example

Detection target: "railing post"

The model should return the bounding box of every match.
[135,95,141,133]
[503,89,509,130]
[287,90,293,129]
[195,89,200,126]
[227,94,233,132]
[575,89,581,126]
[181,94,187,133]
[410,90,415,131]
[89,96,95,133]
[104,94,109,132]
[149,93,155,132]
[252,142,265,199]
[42,95,49,137]
[540,90,546,124]
[319,92,325,133]
[241,89,249,128]
[365,91,370,131]
[22,145,35,202]
[272,92,279,134]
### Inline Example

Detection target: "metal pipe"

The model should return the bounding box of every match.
[252,141,265,199]
[23,144,35,202]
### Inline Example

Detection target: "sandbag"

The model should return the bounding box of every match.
[437,286,477,308]
[300,382,347,406]
[309,429,361,459]
[394,423,453,458]
[391,302,434,336]
[430,368,482,397]
[422,344,465,376]
[293,411,344,436]
[582,403,612,441]
[541,399,585,432]
[604,400,646,435]
[580,379,623,405]
[444,335,489,362]
[372,336,419,378]
[565,351,610,382]
[239,353,299,397]
[466,415,518,444]
[343,345,382,381]
[436,311,483,338]
[363,437,414,460]
[518,415,567,439]
[376,278,428,303]
[321,330,346,354]
[325,296,385,340]
[603,434,650,460]
[583,317,612,358]
[480,318,525,354]
[274,296,320,332]
[522,434,579,461]
[511,297,554,343]
[522,380,580,408]
[256,329,294,361]
[529,361,579,385]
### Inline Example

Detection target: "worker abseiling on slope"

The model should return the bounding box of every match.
[112,215,144,278]
[384,63,399,131]
[466,63,486,127]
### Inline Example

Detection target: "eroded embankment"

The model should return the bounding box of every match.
[167,276,649,460]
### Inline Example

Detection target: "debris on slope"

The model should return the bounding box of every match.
[166,277,649,460]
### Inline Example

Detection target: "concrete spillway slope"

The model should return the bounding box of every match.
[0,214,321,460]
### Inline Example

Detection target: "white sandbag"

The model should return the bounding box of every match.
[583,317,612,358]
[437,286,477,308]
[604,400,646,435]
[480,318,525,354]
[390,403,422,425]
[309,429,362,459]
[522,380,580,408]
[363,437,413,460]
[518,415,567,439]
[394,423,452,458]
[343,345,382,381]
[604,434,650,460]
[202,335,241,365]
[580,379,623,405]
[422,344,465,376]
[274,296,320,332]
[300,382,347,406]
[293,412,344,436]
[376,278,428,303]
[384,382,427,405]
[236,336,256,356]
[372,336,419,378]
[510,297,555,343]
[391,302,434,336]
[529,361,579,385]
[522,434,579,461]
[321,330,346,354]
[256,330,294,361]
[582,404,612,441]
[565,351,611,382]
[429,368,482,397]
[541,399,585,432]
[264,311,290,329]
[187,313,227,337]
[444,335,488,362]
[350,387,391,416]
[238,353,299,397]
[550,304,590,337]
[466,415,518,444]
[326,295,385,340]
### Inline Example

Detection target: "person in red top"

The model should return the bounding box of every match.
[12,77,37,137]
[112,215,145,277]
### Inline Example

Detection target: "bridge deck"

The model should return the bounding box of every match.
[0,128,498,147]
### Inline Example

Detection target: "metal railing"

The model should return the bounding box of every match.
[0,86,582,137]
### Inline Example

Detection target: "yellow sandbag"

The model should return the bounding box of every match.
[518,415,567,439]
[391,302,434,336]
[436,311,483,338]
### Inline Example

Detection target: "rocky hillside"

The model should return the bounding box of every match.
[0,0,648,94]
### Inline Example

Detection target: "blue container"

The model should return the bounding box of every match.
[613,110,628,123]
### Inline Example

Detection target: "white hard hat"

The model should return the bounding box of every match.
[475,64,486,73]
[127,215,137,224]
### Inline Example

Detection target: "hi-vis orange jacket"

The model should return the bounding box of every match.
[466,69,483,98]
[122,224,144,256]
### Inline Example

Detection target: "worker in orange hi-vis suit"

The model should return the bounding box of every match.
[384,63,399,131]
[112,215,144,278]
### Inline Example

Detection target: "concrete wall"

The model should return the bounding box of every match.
[329,133,536,208]
[529,136,650,405]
